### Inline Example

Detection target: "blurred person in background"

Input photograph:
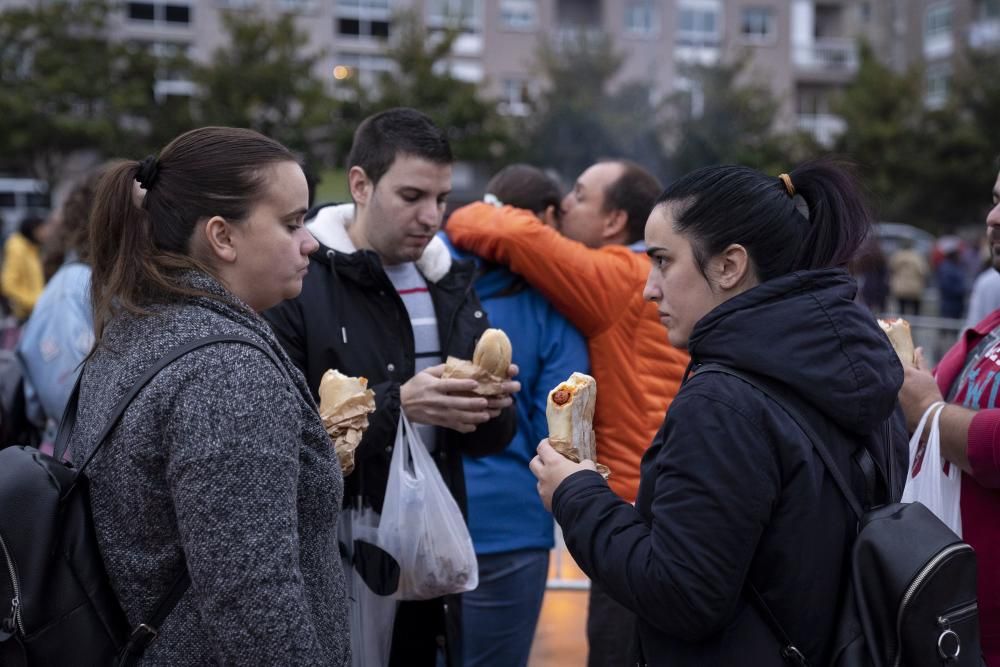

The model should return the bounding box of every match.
[17,165,106,449]
[851,235,889,313]
[446,159,689,667]
[938,239,968,320]
[1,214,50,321]
[442,164,590,667]
[899,164,1000,665]
[889,238,929,316]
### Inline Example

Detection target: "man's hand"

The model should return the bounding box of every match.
[899,347,945,432]
[529,439,598,512]
[484,363,521,418]
[401,363,519,433]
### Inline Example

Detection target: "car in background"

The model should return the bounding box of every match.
[0,177,50,239]
[876,222,935,259]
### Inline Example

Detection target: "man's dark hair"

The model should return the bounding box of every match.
[600,160,662,244]
[347,108,453,187]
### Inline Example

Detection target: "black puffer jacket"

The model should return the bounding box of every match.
[552,269,906,666]
[263,204,517,515]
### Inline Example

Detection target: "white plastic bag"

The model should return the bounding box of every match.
[377,413,478,600]
[338,504,398,667]
[901,400,963,536]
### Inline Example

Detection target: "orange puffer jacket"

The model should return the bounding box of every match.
[446,203,689,502]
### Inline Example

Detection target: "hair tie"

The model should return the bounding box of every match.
[136,155,160,190]
[483,193,503,208]
[778,173,795,197]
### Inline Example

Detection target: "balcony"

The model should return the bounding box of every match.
[969,18,1000,48]
[797,113,846,147]
[793,38,858,74]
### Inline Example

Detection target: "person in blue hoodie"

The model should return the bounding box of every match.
[442,164,590,667]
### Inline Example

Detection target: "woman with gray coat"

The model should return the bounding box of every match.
[69,127,349,665]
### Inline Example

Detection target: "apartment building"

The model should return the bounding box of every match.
[4,0,996,146]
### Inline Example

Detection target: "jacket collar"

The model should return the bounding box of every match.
[307,203,452,284]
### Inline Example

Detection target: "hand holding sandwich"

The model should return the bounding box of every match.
[401,363,521,433]
[530,439,597,512]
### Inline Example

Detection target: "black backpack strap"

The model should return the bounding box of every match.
[60,334,283,475]
[117,568,191,666]
[53,334,285,663]
[695,363,866,521]
[746,584,808,666]
[695,363,873,667]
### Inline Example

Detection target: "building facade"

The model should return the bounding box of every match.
[4,0,997,145]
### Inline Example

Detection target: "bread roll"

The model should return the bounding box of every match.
[546,372,597,464]
[473,328,512,378]
[877,318,916,367]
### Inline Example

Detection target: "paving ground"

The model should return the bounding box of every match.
[527,546,589,667]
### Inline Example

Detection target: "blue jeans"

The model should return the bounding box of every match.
[462,549,550,667]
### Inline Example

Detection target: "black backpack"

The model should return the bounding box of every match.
[0,335,280,666]
[0,350,40,449]
[698,364,983,667]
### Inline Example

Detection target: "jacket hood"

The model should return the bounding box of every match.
[688,268,902,435]
[437,231,522,300]
[307,203,452,284]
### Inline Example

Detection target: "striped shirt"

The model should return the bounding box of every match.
[383,262,440,449]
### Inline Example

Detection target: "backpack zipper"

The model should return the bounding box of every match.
[0,530,23,636]
[938,600,978,627]
[892,543,972,667]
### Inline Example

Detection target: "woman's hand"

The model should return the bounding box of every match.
[529,439,597,512]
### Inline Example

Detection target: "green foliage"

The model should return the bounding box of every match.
[0,0,162,180]
[331,11,515,167]
[191,11,336,168]
[664,57,815,177]
[835,44,1000,229]
[520,34,668,179]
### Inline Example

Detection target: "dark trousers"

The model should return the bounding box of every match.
[389,596,461,667]
[586,580,639,667]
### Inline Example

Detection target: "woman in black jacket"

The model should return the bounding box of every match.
[531,161,905,665]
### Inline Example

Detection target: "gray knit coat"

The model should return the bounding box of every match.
[68,272,349,666]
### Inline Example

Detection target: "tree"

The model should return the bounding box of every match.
[833,43,926,225]
[663,57,813,177]
[331,11,516,167]
[521,34,668,180]
[0,0,164,181]
[192,11,336,167]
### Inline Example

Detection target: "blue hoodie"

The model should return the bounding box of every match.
[441,233,590,554]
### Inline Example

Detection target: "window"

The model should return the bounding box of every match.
[427,0,481,30]
[334,52,394,86]
[625,0,657,35]
[336,16,390,38]
[337,0,390,8]
[127,2,155,20]
[499,77,530,115]
[976,0,1000,19]
[925,63,950,107]
[25,192,51,208]
[500,0,537,29]
[126,1,191,25]
[677,1,720,45]
[925,3,952,38]
[741,7,775,42]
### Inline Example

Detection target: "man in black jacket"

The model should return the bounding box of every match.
[264,108,519,666]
